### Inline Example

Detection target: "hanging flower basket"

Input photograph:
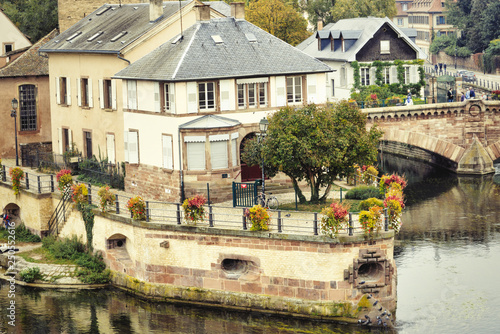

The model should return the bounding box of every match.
[182,194,207,224]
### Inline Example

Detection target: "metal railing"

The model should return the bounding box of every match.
[354,97,428,109]
[1,164,56,194]
[47,187,73,236]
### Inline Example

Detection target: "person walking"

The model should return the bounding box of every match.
[435,64,438,73]
[444,64,447,73]
[470,87,475,98]
[447,88,454,102]
[465,88,471,99]
[461,92,465,101]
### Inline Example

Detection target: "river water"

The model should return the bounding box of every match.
[1,154,499,333]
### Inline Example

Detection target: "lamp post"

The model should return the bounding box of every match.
[258,117,269,197]
[11,98,19,166]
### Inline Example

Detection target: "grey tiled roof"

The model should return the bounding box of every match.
[114,18,332,81]
[296,17,426,62]
[40,1,229,54]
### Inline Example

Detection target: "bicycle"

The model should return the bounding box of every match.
[255,192,279,210]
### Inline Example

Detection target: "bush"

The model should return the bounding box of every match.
[0,224,41,243]
[76,268,110,284]
[345,186,383,200]
[358,198,384,211]
[43,235,85,260]
[20,267,43,283]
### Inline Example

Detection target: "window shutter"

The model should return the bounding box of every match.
[187,82,197,113]
[275,76,286,107]
[306,74,317,104]
[124,130,129,162]
[98,79,104,109]
[106,134,115,164]
[391,66,398,83]
[66,78,71,105]
[56,77,61,104]
[169,84,175,114]
[58,127,63,154]
[154,82,161,112]
[370,67,376,85]
[128,131,139,164]
[220,79,231,111]
[231,137,238,166]
[187,142,205,170]
[210,141,228,170]
[410,66,417,84]
[162,135,173,169]
[68,129,73,150]
[76,78,82,106]
[111,79,117,110]
[88,79,93,108]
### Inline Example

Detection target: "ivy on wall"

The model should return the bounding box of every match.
[350,59,425,95]
[77,203,95,250]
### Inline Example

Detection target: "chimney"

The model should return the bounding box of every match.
[196,4,211,21]
[149,0,163,22]
[231,2,245,19]
[317,19,323,31]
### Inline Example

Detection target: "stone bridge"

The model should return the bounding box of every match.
[364,99,500,174]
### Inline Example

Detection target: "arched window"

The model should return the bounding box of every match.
[19,84,37,131]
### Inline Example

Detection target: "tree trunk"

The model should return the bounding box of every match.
[291,178,307,203]
[319,183,332,203]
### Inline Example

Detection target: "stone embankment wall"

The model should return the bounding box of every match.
[60,210,397,320]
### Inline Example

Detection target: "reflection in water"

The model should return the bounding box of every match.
[380,154,500,333]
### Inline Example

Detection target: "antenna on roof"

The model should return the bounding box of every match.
[179,0,183,38]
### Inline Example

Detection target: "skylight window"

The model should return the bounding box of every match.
[96,6,111,16]
[87,31,104,42]
[66,31,82,41]
[245,33,257,42]
[171,35,183,44]
[111,31,128,42]
[211,35,223,44]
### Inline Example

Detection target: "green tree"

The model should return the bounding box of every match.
[301,0,335,27]
[330,0,397,23]
[246,0,310,46]
[242,103,383,203]
[1,0,58,43]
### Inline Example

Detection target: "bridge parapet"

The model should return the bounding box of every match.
[365,99,500,174]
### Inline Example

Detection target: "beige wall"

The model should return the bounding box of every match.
[0,11,31,55]
[0,76,52,159]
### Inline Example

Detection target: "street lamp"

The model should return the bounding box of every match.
[10,98,19,166]
[258,117,269,197]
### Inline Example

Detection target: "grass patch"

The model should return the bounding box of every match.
[17,247,75,265]
[0,224,41,243]
[279,199,362,213]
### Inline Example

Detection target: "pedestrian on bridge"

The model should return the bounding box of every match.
[406,89,413,105]
[447,88,454,102]
[470,87,475,98]
[466,88,471,99]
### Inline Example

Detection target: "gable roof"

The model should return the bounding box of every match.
[114,17,332,81]
[296,16,426,62]
[180,115,240,129]
[0,29,58,78]
[40,1,229,54]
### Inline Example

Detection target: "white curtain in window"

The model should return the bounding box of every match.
[128,131,139,164]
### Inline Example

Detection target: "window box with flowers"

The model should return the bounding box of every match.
[320,201,350,238]
[127,196,146,220]
[244,205,270,231]
[56,169,73,192]
[182,194,207,224]
[9,167,24,195]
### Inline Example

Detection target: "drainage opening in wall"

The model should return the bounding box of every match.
[358,262,384,281]
[221,259,248,278]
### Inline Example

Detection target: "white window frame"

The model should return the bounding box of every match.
[286,76,303,104]
[383,67,390,84]
[360,68,370,86]
[380,41,390,54]
[198,82,216,111]
[106,133,116,164]
[404,66,410,84]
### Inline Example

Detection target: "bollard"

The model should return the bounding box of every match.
[37,175,41,193]
[340,188,343,203]
[25,173,29,190]
[88,183,92,205]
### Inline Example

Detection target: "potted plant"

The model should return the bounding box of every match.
[359,205,383,237]
[71,183,88,207]
[127,196,146,220]
[98,185,116,213]
[9,167,24,195]
[56,169,73,191]
[244,204,270,231]
[379,173,407,194]
[320,201,350,238]
[182,194,207,224]
[383,184,405,232]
